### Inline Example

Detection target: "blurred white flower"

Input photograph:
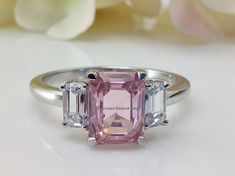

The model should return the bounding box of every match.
[126,0,161,17]
[15,0,95,40]
[13,0,162,39]
[1,0,235,40]
[96,0,124,9]
[201,0,235,15]
[0,0,158,39]
[170,0,235,39]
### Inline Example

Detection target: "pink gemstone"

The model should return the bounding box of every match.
[88,70,145,144]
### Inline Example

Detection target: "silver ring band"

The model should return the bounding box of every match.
[30,67,190,107]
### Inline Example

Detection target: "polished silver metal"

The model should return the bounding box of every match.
[137,136,145,146]
[162,119,169,126]
[87,137,97,146]
[86,69,98,80]
[136,70,147,80]
[30,67,190,107]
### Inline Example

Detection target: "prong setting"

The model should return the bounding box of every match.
[138,136,145,146]
[59,81,67,92]
[62,121,68,127]
[88,137,97,146]
[86,69,98,80]
[137,70,147,80]
[162,119,169,126]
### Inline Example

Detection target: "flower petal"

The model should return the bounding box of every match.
[206,10,235,38]
[170,0,223,39]
[0,0,15,25]
[15,0,95,39]
[47,0,95,39]
[96,0,124,9]
[125,0,161,17]
[202,0,235,15]
[15,0,65,31]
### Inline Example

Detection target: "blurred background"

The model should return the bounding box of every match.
[0,1,235,176]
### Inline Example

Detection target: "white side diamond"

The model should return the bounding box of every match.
[60,81,89,128]
[145,80,166,129]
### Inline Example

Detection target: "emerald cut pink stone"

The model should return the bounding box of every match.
[88,70,145,144]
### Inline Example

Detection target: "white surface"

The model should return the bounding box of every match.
[0,28,235,176]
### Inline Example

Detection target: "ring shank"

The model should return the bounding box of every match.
[30,67,190,106]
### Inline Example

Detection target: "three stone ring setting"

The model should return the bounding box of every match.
[30,67,190,146]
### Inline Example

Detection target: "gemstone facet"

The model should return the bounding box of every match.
[88,70,145,144]
[145,80,166,129]
[61,81,89,128]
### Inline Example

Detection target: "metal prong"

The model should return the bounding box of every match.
[62,121,67,127]
[137,71,147,80]
[162,119,169,126]
[86,70,97,80]
[137,136,145,146]
[82,82,89,89]
[59,81,67,92]
[82,124,88,130]
[145,81,152,89]
[88,137,97,146]
[163,82,170,88]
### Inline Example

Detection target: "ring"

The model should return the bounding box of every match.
[30,67,190,146]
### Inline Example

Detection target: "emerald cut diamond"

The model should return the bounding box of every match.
[145,80,166,128]
[60,81,89,128]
